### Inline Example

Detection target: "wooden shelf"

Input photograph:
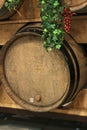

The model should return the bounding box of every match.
[0,16,87,46]
[0,84,87,118]
[0,18,41,25]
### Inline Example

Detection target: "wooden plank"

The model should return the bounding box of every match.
[0,23,25,45]
[71,17,87,44]
[10,0,40,21]
[52,89,87,117]
[0,0,40,22]
[0,86,21,109]
[64,0,87,11]
[0,83,87,117]
[0,18,41,25]
[0,16,87,46]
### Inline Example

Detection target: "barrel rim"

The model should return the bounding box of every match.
[62,37,80,103]
[0,0,5,9]
[69,1,87,11]
[0,0,24,20]
[16,25,79,104]
[0,32,70,112]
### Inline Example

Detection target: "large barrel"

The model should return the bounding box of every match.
[64,0,87,12]
[0,25,87,112]
[0,0,24,20]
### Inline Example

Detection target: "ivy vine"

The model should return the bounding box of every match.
[39,0,65,51]
[4,0,20,11]
[4,0,66,51]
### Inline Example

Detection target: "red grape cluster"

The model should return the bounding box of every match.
[63,8,73,33]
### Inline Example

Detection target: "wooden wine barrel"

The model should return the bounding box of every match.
[0,0,24,20]
[64,0,87,12]
[0,26,87,112]
[17,25,87,103]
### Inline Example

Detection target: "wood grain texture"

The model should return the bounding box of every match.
[0,23,25,45]
[71,17,87,44]
[16,25,87,103]
[52,89,87,117]
[1,85,87,118]
[0,0,5,7]
[0,0,87,21]
[0,32,70,112]
[4,35,69,107]
[0,16,87,46]
[0,86,21,109]
[63,34,87,102]
[0,0,40,21]
[0,0,87,117]
[10,0,40,21]
[64,0,87,11]
[0,0,24,20]
[0,27,87,112]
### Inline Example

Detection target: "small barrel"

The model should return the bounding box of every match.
[0,0,24,20]
[0,25,87,112]
[64,0,87,12]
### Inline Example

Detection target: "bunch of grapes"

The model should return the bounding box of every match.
[63,8,73,33]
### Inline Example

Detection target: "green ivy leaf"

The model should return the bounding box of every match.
[5,2,8,7]
[4,0,20,11]
[39,0,65,50]
[56,44,62,49]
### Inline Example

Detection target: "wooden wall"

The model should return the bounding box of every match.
[71,16,87,44]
